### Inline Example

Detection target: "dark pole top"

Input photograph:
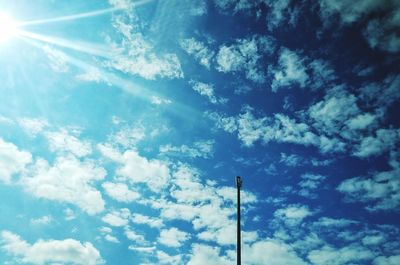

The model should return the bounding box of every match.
[236,176,242,189]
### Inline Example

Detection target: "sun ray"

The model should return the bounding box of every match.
[18,0,156,26]
[18,31,112,58]
[18,7,120,26]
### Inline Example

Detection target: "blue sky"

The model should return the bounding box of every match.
[0,0,399,264]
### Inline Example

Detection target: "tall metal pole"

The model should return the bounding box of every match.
[236,176,242,265]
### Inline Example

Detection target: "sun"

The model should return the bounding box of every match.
[0,12,18,43]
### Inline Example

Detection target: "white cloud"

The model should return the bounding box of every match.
[157,250,183,265]
[42,45,69,73]
[362,234,385,245]
[106,15,183,80]
[104,234,120,243]
[308,86,360,135]
[309,59,336,89]
[280,153,302,167]
[308,244,374,265]
[148,164,258,246]
[45,129,92,157]
[216,36,274,83]
[98,144,170,192]
[102,208,131,227]
[158,227,190,247]
[102,182,140,203]
[374,255,400,265]
[360,75,400,108]
[124,227,147,244]
[265,0,293,31]
[107,125,145,149]
[353,128,400,158]
[131,213,164,229]
[17,118,48,137]
[190,80,226,104]
[187,244,232,265]
[150,96,172,105]
[298,174,326,199]
[30,215,53,226]
[208,108,345,153]
[270,48,308,92]
[338,151,400,212]
[159,139,215,159]
[346,113,376,131]
[76,67,108,84]
[313,217,358,227]
[0,231,103,265]
[274,204,312,226]
[243,239,308,265]
[64,208,76,221]
[318,0,400,52]
[21,155,106,215]
[180,38,214,68]
[0,138,32,184]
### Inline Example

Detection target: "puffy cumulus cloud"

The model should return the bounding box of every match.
[158,227,190,247]
[148,165,258,246]
[21,155,106,215]
[360,75,400,109]
[270,48,308,92]
[318,0,382,24]
[187,244,232,265]
[274,204,313,226]
[216,35,275,83]
[102,182,140,203]
[189,80,227,104]
[374,255,400,265]
[0,231,103,265]
[106,11,183,80]
[298,174,326,199]
[280,152,302,167]
[265,0,297,31]
[159,139,215,159]
[180,38,214,68]
[102,208,131,227]
[188,240,307,265]
[124,227,147,244]
[208,107,345,153]
[190,1,207,16]
[308,86,360,135]
[107,124,145,149]
[30,215,53,226]
[308,244,374,265]
[318,0,400,52]
[308,59,337,89]
[157,250,183,265]
[45,129,92,158]
[0,139,32,184]
[131,213,164,228]
[337,151,400,212]
[17,118,49,137]
[150,96,172,105]
[98,144,170,192]
[243,239,308,265]
[353,128,400,158]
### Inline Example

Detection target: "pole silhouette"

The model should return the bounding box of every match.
[236,176,242,265]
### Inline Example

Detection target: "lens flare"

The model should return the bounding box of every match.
[0,12,18,43]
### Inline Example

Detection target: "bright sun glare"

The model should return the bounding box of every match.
[0,12,18,43]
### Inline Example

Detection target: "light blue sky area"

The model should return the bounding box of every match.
[0,0,399,264]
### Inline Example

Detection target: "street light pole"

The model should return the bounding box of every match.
[236,176,242,265]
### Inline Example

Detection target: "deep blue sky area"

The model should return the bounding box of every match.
[0,0,399,264]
